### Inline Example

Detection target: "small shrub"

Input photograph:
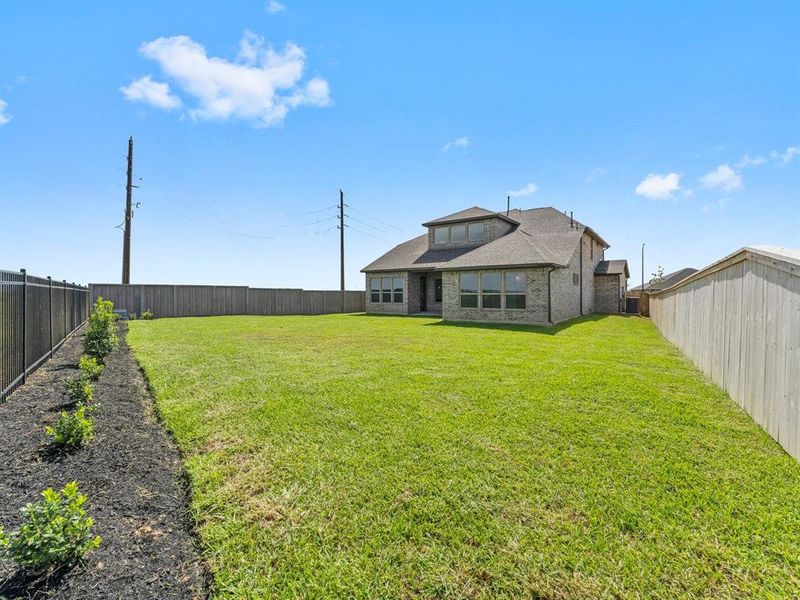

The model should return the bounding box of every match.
[79,355,104,381]
[129,312,138,320]
[45,404,94,448]
[140,310,154,320]
[84,297,118,358]
[65,376,94,403]
[0,482,101,571]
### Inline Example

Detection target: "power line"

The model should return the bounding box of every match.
[345,214,386,233]
[345,223,387,242]
[346,204,403,231]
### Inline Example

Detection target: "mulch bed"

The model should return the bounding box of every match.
[0,324,208,599]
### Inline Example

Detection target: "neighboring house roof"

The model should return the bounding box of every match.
[630,267,698,291]
[595,259,630,278]
[362,206,611,273]
[651,245,800,296]
[421,206,519,227]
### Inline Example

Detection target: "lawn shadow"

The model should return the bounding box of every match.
[348,312,619,335]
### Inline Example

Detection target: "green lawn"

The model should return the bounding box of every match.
[128,314,800,599]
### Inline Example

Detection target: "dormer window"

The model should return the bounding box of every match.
[467,222,484,242]
[433,221,486,245]
[450,223,467,242]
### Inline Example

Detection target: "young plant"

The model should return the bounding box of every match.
[65,376,94,403]
[0,482,101,571]
[139,310,153,320]
[45,404,94,448]
[84,297,118,358]
[79,355,104,381]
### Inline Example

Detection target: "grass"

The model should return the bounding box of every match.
[128,314,800,599]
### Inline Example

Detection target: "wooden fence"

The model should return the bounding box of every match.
[89,284,365,318]
[1,269,90,401]
[650,246,800,460]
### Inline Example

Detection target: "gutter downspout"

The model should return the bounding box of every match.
[579,237,584,315]
[547,267,557,324]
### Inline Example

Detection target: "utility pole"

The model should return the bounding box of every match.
[641,243,645,291]
[122,136,134,284]
[338,189,345,291]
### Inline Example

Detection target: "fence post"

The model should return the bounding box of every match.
[48,276,53,357]
[173,285,178,317]
[63,280,67,339]
[246,287,251,315]
[20,269,27,383]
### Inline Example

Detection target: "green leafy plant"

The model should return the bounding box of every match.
[84,297,118,358]
[45,404,94,448]
[65,376,94,403]
[0,482,100,571]
[140,310,154,320]
[129,312,138,320]
[78,355,104,381]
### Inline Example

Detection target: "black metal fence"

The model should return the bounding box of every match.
[0,269,90,401]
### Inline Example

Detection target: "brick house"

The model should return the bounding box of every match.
[361,206,629,324]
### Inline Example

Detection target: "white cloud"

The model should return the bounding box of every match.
[126,32,330,127]
[586,167,605,183]
[0,99,10,125]
[776,146,800,165]
[700,164,742,192]
[735,154,767,168]
[120,75,182,110]
[508,182,538,197]
[442,136,469,152]
[266,0,286,13]
[634,172,682,200]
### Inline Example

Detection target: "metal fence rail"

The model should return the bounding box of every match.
[89,284,365,318]
[1,269,90,401]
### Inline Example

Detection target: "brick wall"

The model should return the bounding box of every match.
[441,268,550,324]
[594,274,624,313]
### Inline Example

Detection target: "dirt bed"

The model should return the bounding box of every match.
[0,324,207,599]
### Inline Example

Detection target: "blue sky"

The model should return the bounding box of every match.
[1,0,798,289]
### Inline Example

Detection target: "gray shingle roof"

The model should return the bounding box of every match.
[630,267,698,291]
[362,206,607,273]
[421,206,518,227]
[595,259,630,278]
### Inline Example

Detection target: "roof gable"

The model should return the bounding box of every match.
[362,206,610,273]
[421,206,519,227]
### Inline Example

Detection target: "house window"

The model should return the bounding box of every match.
[450,223,467,243]
[392,277,404,303]
[434,226,449,245]
[481,272,501,309]
[468,222,484,242]
[370,278,380,303]
[434,278,442,303]
[505,272,526,309]
[460,272,478,308]
[381,277,392,303]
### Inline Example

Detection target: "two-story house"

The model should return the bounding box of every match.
[361,206,629,324]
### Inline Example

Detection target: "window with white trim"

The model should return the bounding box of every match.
[372,276,404,304]
[481,272,501,309]
[468,222,484,242]
[460,272,479,308]
[381,277,392,303]
[505,272,526,309]
[370,278,380,303]
[392,277,404,303]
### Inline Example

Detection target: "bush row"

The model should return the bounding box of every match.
[0,297,118,573]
